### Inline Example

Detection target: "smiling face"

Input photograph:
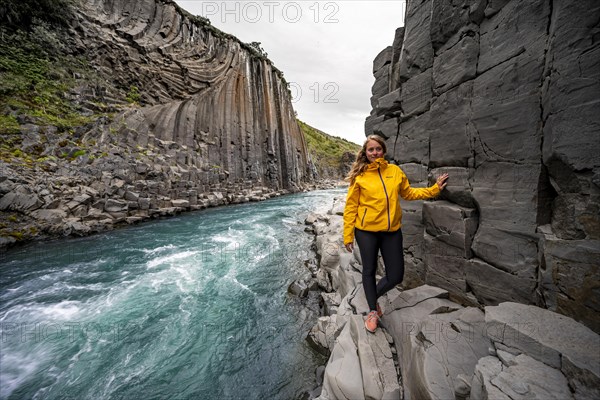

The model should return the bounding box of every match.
[365,139,384,163]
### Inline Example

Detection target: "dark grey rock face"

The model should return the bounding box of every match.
[367,0,600,333]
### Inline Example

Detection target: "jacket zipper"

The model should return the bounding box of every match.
[361,209,367,225]
[378,167,391,231]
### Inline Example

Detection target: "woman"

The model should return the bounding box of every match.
[343,135,448,333]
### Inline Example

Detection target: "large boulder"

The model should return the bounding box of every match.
[423,200,478,257]
[397,0,434,81]
[485,302,600,399]
[0,187,43,212]
[428,83,473,168]
[383,285,491,400]
[432,35,478,95]
[542,0,600,173]
[464,258,537,305]
[392,113,430,165]
[309,198,599,400]
[471,354,573,400]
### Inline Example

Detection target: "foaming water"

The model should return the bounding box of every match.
[146,250,198,269]
[0,188,346,399]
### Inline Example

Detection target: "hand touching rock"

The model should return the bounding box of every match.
[436,173,449,190]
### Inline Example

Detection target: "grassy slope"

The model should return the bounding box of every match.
[298,119,360,179]
[0,19,122,166]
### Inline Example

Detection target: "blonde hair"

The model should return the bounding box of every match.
[345,135,387,183]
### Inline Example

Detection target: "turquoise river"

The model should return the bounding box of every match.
[0,188,346,399]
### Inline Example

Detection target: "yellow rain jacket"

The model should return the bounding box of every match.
[343,158,440,245]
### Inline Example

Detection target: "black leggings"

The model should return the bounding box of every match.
[354,228,405,311]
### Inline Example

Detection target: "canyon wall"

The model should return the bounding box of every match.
[366,0,600,333]
[80,0,311,189]
[1,0,314,246]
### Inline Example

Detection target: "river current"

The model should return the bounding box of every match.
[0,188,346,399]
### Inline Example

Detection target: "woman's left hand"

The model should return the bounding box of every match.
[436,173,449,190]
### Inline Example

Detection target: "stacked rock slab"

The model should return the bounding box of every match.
[307,199,600,400]
[366,0,600,333]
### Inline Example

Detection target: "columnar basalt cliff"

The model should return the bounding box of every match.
[80,0,310,188]
[0,0,314,246]
[366,0,600,333]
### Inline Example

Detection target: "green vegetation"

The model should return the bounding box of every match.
[0,28,97,134]
[0,115,20,134]
[126,85,141,104]
[0,213,32,242]
[246,42,269,59]
[5,230,24,240]
[0,3,117,166]
[298,119,360,178]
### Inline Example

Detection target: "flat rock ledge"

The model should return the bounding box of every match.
[301,199,600,400]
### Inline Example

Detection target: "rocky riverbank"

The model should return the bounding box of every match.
[0,153,343,250]
[296,197,600,400]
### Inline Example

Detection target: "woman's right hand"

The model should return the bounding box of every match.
[436,173,449,190]
[345,243,354,252]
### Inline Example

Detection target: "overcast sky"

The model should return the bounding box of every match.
[173,1,406,145]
